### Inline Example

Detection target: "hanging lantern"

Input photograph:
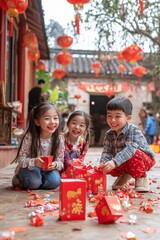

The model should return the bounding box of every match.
[118,64,126,72]
[117,51,125,62]
[0,0,29,37]
[56,52,72,66]
[118,64,126,77]
[57,34,73,50]
[132,65,147,77]
[66,0,90,34]
[52,68,66,80]
[92,61,101,77]
[74,94,81,99]
[122,44,144,62]
[138,0,144,14]
[28,49,40,61]
[105,90,114,98]
[67,0,89,9]
[36,61,47,72]
[22,30,38,51]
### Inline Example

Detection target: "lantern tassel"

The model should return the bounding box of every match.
[9,17,14,37]
[75,13,80,35]
[138,0,144,14]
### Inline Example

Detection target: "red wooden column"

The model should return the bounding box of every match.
[0,9,7,83]
[17,17,26,128]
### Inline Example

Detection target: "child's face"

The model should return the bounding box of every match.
[35,108,59,138]
[106,110,132,133]
[67,115,86,141]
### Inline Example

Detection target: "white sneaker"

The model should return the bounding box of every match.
[135,177,150,192]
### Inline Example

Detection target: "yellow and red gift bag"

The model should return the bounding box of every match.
[59,179,87,221]
[95,196,124,224]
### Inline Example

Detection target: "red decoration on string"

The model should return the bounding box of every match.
[122,44,144,62]
[92,61,101,77]
[0,0,28,37]
[139,0,144,14]
[105,90,114,97]
[56,52,72,66]
[75,13,80,34]
[36,61,47,72]
[57,34,73,50]
[28,49,40,62]
[67,0,89,34]
[117,51,124,62]
[118,64,126,77]
[74,94,81,99]
[132,65,147,77]
[52,68,66,79]
[22,30,38,50]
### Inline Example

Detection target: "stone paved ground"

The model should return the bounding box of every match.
[0,147,160,240]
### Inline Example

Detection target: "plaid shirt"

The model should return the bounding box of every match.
[100,123,155,166]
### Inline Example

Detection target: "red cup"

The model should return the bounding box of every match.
[41,156,53,170]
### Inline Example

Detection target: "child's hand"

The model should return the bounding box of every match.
[47,162,57,171]
[35,157,45,169]
[101,160,116,174]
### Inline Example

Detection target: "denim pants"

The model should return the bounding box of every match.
[17,167,60,190]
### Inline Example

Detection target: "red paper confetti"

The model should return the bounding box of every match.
[8,227,27,233]
[142,227,157,234]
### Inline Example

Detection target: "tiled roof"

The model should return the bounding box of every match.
[47,49,151,81]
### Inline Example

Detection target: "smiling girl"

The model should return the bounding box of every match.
[63,111,92,170]
[12,102,64,190]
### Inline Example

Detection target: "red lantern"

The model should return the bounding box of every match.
[139,0,144,14]
[56,52,72,66]
[74,94,81,99]
[118,64,126,72]
[118,64,126,77]
[22,30,38,50]
[117,51,125,62]
[67,0,90,34]
[28,49,40,61]
[52,68,66,80]
[105,90,114,97]
[67,0,89,8]
[57,35,73,50]
[132,65,147,77]
[0,0,28,36]
[122,44,144,62]
[92,61,101,77]
[36,61,47,72]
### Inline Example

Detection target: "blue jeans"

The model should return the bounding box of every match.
[17,167,60,190]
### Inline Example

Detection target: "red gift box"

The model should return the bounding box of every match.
[95,196,124,224]
[66,166,87,179]
[41,156,53,170]
[59,179,86,221]
[86,169,107,194]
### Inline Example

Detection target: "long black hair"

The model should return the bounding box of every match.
[12,102,61,163]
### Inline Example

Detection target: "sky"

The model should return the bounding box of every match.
[41,0,96,50]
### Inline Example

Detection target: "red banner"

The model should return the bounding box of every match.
[78,82,130,93]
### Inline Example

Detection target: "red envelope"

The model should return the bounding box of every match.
[41,156,53,170]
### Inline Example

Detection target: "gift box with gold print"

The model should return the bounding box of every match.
[95,196,124,224]
[86,169,107,194]
[59,179,87,220]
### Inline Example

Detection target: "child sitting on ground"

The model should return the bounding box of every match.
[99,97,155,192]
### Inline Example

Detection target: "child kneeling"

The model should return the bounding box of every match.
[99,97,155,192]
